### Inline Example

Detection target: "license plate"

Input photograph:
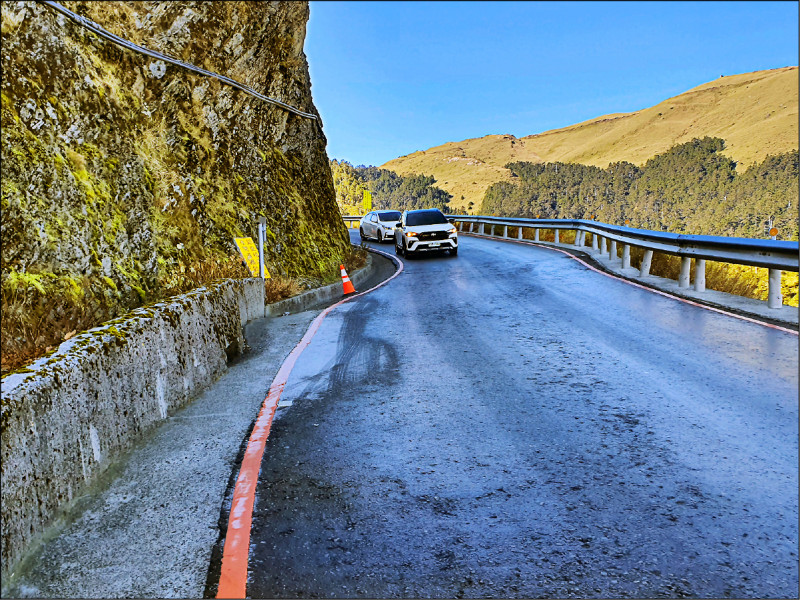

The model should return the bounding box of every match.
[429,242,440,247]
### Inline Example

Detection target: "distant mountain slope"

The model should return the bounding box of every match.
[382,67,798,211]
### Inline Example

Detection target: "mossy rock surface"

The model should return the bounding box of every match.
[1,1,349,369]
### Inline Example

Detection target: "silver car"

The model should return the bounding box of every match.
[359,210,402,243]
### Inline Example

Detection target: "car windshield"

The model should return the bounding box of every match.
[378,211,401,221]
[406,211,449,226]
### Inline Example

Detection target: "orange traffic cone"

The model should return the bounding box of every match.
[340,264,356,295]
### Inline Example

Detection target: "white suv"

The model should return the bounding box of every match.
[359,210,402,243]
[395,208,458,257]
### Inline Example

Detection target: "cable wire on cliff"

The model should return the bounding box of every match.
[38,0,319,121]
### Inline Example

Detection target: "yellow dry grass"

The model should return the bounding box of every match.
[264,276,303,304]
[383,67,799,211]
[134,115,181,206]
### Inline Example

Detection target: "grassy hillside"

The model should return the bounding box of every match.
[382,67,799,211]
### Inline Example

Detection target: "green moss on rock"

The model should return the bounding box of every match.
[1,1,350,372]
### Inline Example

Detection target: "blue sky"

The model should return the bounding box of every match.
[305,1,799,167]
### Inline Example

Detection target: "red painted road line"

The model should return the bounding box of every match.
[464,232,799,336]
[217,249,403,599]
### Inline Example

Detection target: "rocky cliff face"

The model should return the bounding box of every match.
[1,0,349,369]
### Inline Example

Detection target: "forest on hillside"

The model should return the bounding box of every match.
[482,138,798,240]
[330,160,462,215]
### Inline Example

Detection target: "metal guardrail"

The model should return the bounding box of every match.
[343,214,799,309]
[451,216,799,271]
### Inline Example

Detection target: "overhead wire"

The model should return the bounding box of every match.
[38,0,319,121]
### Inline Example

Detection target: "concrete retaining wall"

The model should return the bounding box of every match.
[0,278,264,579]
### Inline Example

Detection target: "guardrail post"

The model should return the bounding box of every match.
[694,259,706,291]
[470,222,474,233]
[479,222,484,234]
[600,236,607,255]
[640,250,653,277]
[768,269,783,308]
[534,228,539,242]
[503,225,508,238]
[679,257,691,288]
[554,230,560,244]
[622,244,631,269]
[490,224,495,237]
[609,240,617,262]
[591,233,598,251]
[574,230,582,247]
[518,226,523,240]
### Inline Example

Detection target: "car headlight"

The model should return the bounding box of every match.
[448,227,457,235]
[405,231,418,238]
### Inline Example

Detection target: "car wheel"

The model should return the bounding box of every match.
[377,230,383,243]
[359,227,366,241]
[395,241,403,256]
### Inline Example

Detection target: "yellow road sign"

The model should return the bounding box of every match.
[234,237,271,278]
[362,190,372,212]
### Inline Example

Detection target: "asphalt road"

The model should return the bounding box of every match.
[244,231,798,598]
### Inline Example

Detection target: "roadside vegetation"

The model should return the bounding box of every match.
[481,138,799,307]
[263,244,368,304]
[330,159,464,215]
[483,139,798,240]
[1,244,369,376]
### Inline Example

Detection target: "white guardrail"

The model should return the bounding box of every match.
[343,215,800,310]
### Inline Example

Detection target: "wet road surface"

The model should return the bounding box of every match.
[243,232,798,598]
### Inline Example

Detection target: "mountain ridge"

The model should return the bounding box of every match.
[382,67,799,210]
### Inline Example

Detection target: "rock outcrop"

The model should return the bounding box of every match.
[1,0,349,367]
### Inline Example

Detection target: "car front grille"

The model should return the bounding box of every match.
[418,231,449,241]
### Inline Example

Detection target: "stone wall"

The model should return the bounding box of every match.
[1,278,264,579]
